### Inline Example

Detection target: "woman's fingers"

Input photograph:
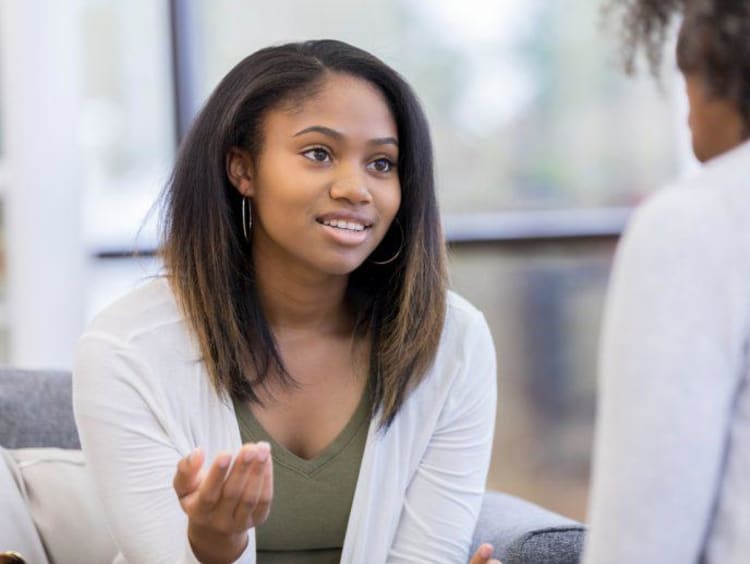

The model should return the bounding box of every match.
[469,543,501,564]
[220,445,257,501]
[190,450,232,514]
[234,442,273,527]
[173,447,204,499]
[211,444,259,529]
[174,443,275,534]
[253,444,273,524]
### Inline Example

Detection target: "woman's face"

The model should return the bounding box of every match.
[684,72,745,163]
[229,73,401,278]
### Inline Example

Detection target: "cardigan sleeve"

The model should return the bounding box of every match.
[582,188,742,563]
[73,333,255,564]
[386,312,497,563]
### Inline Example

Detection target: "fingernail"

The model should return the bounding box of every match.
[187,447,199,464]
[256,441,270,462]
[482,545,493,558]
[243,446,255,463]
[217,453,231,469]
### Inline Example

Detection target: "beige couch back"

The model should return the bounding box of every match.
[1,448,117,564]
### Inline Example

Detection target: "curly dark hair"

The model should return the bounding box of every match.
[606,0,750,127]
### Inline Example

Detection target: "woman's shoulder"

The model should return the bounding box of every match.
[610,163,750,314]
[623,173,740,261]
[80,276,185,349]
[445,291,486,331]
[445,290,483,318]
[410,291,495,410]
[632,145,750,245]
[74,277,201,392]
[441,291,493,357]
[634,177,720,227]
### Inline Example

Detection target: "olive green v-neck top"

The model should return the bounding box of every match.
[232,388,370,564]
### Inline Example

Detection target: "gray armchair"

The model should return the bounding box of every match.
[0,369,584,563]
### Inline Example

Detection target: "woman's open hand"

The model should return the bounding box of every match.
[469,543,502,564]
[172,442,273,563]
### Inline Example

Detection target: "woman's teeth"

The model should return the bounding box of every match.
[322,219,366,232]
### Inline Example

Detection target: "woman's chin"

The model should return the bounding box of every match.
[322,259,368,277]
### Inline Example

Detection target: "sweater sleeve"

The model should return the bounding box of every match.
[582,189,741,563]
[386,312,497,563]
[73,333,255,564]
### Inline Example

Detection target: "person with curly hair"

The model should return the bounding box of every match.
[583,1,750,562]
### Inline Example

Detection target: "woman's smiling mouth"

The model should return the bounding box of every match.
[315,214,374,245]
[318,218,369,232]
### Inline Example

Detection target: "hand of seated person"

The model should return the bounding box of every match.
[470,543,502,564]
[172,442,273,564]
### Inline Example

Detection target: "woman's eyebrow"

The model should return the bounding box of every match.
[293,125,343,139]
[369,137,399,148]
[293,125,398,147]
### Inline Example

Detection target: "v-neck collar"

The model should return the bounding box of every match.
[233,384,371,476]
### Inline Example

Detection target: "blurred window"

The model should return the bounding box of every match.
[193,0,680,215]
[77,0,173,316]
[450,239,613,518]
[79,0,174,253]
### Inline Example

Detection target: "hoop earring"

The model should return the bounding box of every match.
[369,219,404,265]
[241,197,252,242]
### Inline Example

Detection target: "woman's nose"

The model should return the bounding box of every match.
[329,169,373,205]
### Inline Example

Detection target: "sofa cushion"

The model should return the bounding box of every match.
[472,490,585,563]
[506,526,586,564]
[0,449,49,563]
[0,370,79,449]
[5,448,116,564]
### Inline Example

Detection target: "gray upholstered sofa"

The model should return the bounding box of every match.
[0,369,584,563]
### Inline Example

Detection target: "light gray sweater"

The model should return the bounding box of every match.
[583,140,750,564]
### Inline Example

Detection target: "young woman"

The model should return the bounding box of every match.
[73,40,500,564]
[584,2,750,562]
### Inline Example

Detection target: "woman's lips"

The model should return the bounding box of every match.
[316,216,372,246]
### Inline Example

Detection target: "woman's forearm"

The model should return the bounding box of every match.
[188,522,248,564]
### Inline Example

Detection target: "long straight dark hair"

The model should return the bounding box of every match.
[160,40,447,428]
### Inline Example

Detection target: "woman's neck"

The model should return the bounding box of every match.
[252,250,352,336]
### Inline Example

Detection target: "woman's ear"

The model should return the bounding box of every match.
[226,147,255,196]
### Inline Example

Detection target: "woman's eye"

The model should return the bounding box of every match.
[369,158,394,173]
[302,148,331,163]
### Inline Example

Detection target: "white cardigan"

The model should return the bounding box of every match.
[73,279,497,564]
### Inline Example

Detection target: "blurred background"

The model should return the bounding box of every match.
[0,0,690,521]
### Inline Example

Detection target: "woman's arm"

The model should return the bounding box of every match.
[387,313,497,563]
[582,189,741,563]
[73,334,267,564]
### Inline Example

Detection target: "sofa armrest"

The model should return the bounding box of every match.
[1,447,116,564]
[0,449,50,563]
[472,491,585,564]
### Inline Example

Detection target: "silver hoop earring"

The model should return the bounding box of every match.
[241,197,252,242]
[369,219,404,266]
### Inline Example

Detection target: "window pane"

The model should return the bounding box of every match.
[195,0,679,212]
[80,0,174,251]
[450,240,614,519]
